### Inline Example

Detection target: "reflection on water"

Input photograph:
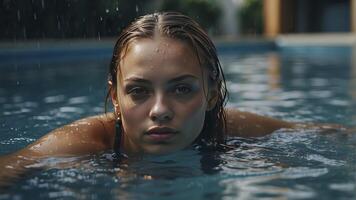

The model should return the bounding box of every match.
[223,48,355,126]
[267,52,281,90]
[351,46,356,124]
[0,47,355,199]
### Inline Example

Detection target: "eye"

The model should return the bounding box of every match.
[173,84,192,95]
[126,86,150,99]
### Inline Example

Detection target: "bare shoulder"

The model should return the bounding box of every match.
[225,108,295,137]
[23,113,117,157]
[0,114,117,187]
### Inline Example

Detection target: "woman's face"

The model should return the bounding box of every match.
[113,37,215,155]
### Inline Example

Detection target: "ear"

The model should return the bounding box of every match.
[108,81,120,113]
[206,85,219,111]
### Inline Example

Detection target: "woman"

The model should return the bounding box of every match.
[0,12,344,186]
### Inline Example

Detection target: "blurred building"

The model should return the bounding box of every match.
[264,0,356,37]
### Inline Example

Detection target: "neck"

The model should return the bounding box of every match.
[121,131,144,157]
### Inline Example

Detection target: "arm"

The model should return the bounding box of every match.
[225,108,295,137]
[0,113,116,187]
[225,108,351,137]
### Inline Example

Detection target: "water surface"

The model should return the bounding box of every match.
[0,45,355,199]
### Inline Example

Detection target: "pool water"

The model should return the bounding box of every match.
[0,43,355,199]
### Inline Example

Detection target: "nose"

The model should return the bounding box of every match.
[149,94,173,123]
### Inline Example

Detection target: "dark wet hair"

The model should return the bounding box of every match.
[106,12,228,146]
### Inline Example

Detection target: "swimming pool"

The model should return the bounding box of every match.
[0,41,355,199]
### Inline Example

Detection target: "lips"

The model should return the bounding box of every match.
[145,127,178,141]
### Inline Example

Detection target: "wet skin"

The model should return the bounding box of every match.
[111,37,216,155]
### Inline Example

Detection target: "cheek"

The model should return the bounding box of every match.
[179,93,207,130]
[118,96,148,133]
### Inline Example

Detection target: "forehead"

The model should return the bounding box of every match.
[119,37,205,80]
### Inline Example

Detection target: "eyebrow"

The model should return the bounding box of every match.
[124,75,199,84]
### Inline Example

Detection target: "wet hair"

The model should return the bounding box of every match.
[106,12,228,146]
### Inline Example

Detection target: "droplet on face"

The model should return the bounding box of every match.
[239,114,246,119]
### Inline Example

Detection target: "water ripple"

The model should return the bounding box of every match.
[44,95,65,103]
[305,154,345,166]
[281,167,329,179]
[68,96,89,104]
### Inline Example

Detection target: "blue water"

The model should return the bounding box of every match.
[0,43,355,199]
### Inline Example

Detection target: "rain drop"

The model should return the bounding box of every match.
[23,27,27,38]
[17,10,21,21]
[57,21,61,30]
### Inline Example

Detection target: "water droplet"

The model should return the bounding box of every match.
[5,163,17,169]
[57,21,61,30]
[136,5,139,13]
[23,27,27,38]
[105,9,109,13]
[17,10,21,21]
[239,114,246,119]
